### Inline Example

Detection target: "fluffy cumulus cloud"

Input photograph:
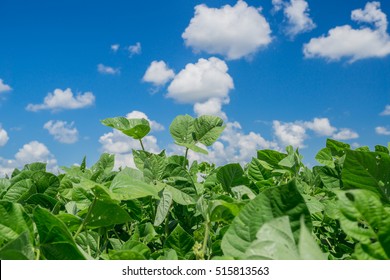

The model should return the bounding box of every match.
[143,61,175,86]
[167,57,234,104]
[0,141,58,177]
[0,125,9,147]
[97,64,120,75]
[176,121,279,166]
[99,111,162,169]
[182,0,272,60]
[26,88,95,112]
[381,104,390,115]
[128,42,141,56]
[273,118,358,147]
[193,98,228,120]
[304,2,390,62]
[273,0,316,37]
[0,79,12,93]
[43,120,79,144]
[332,128,359,140]
[376,126,390,135]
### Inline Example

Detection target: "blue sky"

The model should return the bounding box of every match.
[0,0,389,174]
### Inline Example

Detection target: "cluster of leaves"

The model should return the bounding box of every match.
[0,114,389,260]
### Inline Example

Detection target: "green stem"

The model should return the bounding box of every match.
[35,248,40,260]
[201,220,210,260]
[139,139,145,151]
[74,197,97,239]
[184,148,189,168]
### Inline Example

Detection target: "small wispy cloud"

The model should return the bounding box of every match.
[97,63,120,75]
[128,42,141,57]
[0,79,12,93]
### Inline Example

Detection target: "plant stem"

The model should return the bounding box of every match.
[139,139,145,151]
[35,248,40,260]
[184,148,189,168]
[201,221,210,260]
[74,197,97,239]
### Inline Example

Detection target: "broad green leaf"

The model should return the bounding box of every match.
[75,231,99,258]
[83,185,131,228]
[221,180,311,259]
[165,185,196,205]
[0,231,35,260]
[91,153,115,176]
[110,167,162,200]
[0,201,33,243]
[122,240,151,259]
[2,179,35,203]
[143,152,167,183]
[33,207,85,260]
[315,148,335,168]
[336,190,390,259]
[317,166,340,189]
[245,217,326,260]
[210,200,243,223]
[31,171,60,197]
[231,185,256,200]
[154,189,173,226]
[57,213,82,232]
[101,117,150,139]
[0,178,11,198]
[164,224,195,259]
[342,150,390,203]
[326,139,350,157]
[375,145,389,154]
[179,142,208,155]
[257,150,287,168]
[157,249,178,260]
[216,163,246,194]
[23,162,47,172]
[25,193,59,209]
[169,115,195,145]
[193,115,225,146]
[247,158,272,182]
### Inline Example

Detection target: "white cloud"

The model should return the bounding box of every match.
[26,88,95,112]
[128,42,141,56]
[97,63,120,75]
[0,141,58,177]
[0,125,9,147]
[304,117,336,136]
[273,120,307,148]
[272,0,284,12]
[304,2,390,62]
[111,44,120,52]
[281,0,316,37]
[43,120,79,144]
[332,128,359,140]
[0,79,12,93]
[375,126,390,135]
[193,98,227,120]
[167,57,234,104]
[182,0,272,60]
[381,104,390,115]
[99,111,162,169]
[174,121,279,166]
[273,117,358,147]
[143,60,175,86]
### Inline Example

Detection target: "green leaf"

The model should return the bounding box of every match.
[342,150,390,203]
[101,117,150,139]
[257,150,287,168]
[154,189,173,226]
[75,231,99,258]
[316,166,340,189]
[157,249,178,260]
[169,115,195,145]
[122,240,151,259]
[165,185,196,205]
[326,139,350,157]
[336,190,390,259]
[108,250,146,260]
[375,145,389,154]
[84,186,131,228]
[31,171,60,197]
[143,152,167,183]
[33,207,85,260]
[2,179,35,203]
[110,167,162,200]
[0,201,33,243]
[315,148,335,168]
[91,153,115,176]
[221,180,311,259]
[193,115,225,146]
[179,142,208,155]
[216,163,246,194]
[0,231,35,260]
[164,224,195,259]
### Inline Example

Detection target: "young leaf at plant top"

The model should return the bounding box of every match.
[101,117,150,140]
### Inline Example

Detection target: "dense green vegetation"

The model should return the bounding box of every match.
[0,115,389,260]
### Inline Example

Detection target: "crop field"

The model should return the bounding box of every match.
[0,115,389,260]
